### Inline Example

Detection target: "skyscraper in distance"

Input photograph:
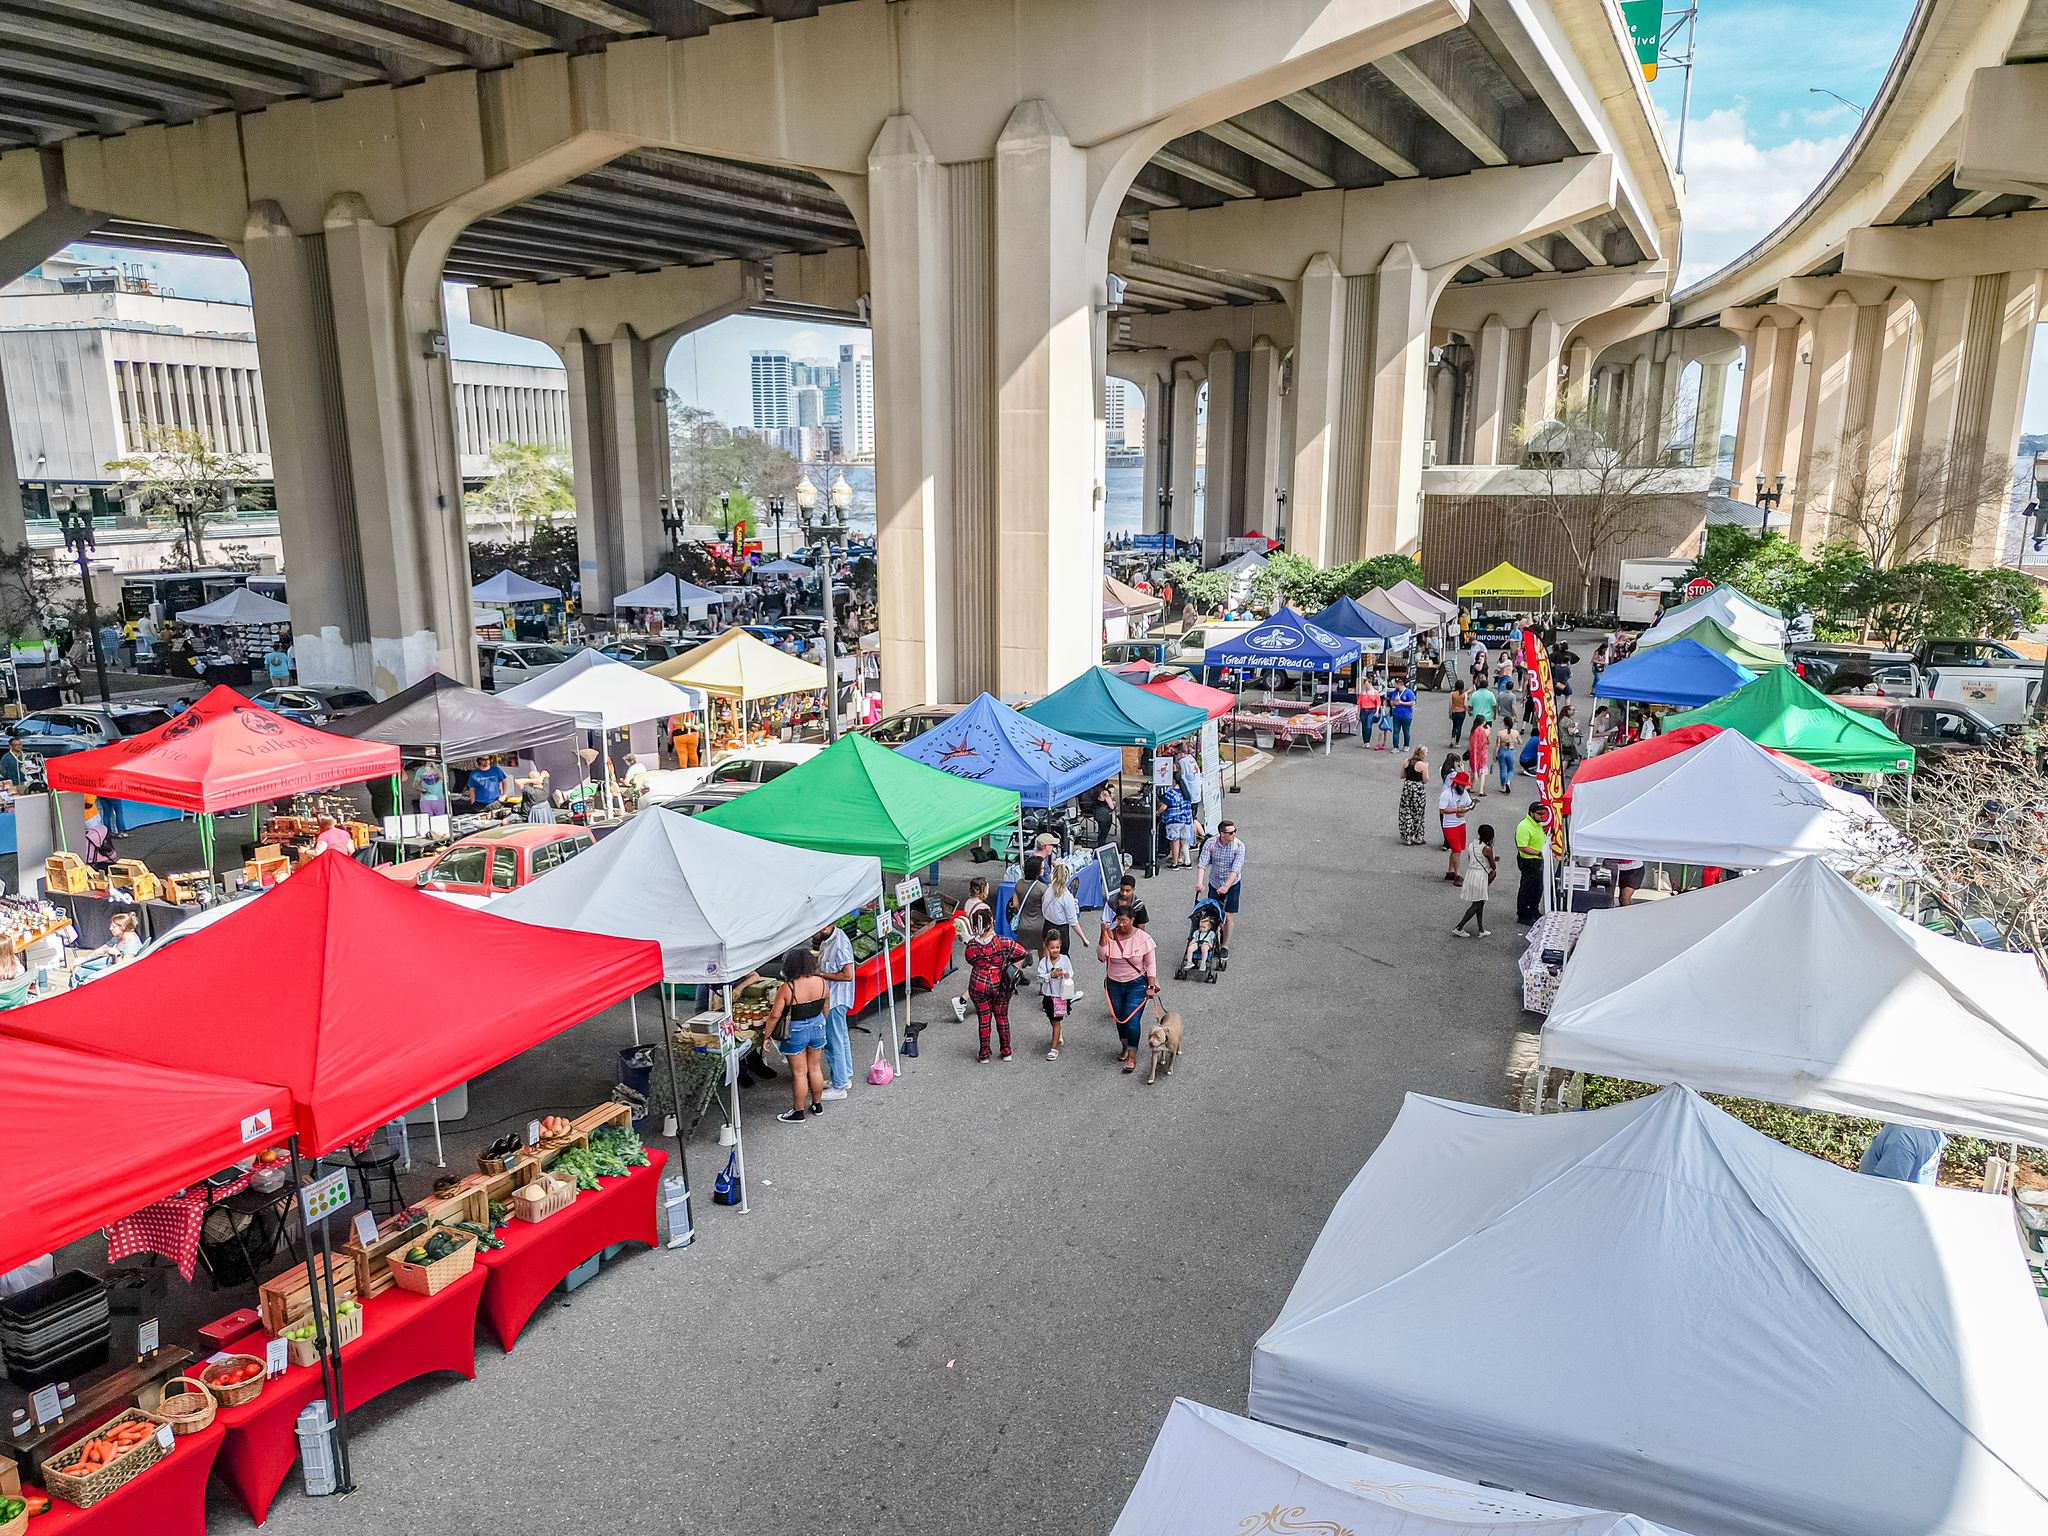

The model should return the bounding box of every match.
[750,350,793,431]
[839,342,874,459]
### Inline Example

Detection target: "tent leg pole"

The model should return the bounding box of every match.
[1229,676,1243,792]
[880,894,902,1076]
[287,1135,345,1460]
[659,988,694,1248]
[430,1098,443,1168]
[630,992,641,1047]
[1324,671,1332,756]
[724,983,749,1213]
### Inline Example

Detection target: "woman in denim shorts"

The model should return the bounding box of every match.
[765,945,831,1123]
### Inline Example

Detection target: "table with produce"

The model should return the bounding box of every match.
[473,1117,668,1352]
[841,897,957,1017]
[15,1418,226,1536]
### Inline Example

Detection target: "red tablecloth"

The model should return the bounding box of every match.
[474,1148,666,1351]
[25,1421,224,1536]
[850,919,954,1015]
[212,1265,485,1524]
[105,1171,255,1281]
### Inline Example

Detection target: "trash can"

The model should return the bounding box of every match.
[295,1400,339,1497]
[615,1046,653,1126]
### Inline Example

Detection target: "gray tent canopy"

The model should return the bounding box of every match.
[326,672,579,759]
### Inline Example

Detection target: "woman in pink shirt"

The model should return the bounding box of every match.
[1466,714,1491,799]
[1096,908,1159,1074]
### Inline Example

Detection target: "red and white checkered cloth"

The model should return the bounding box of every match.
[105,1168,255,1281]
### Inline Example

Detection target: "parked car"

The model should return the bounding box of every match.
[1787,645,1921,699]
[382,824,594,896]
[860,705,971,747]
[478,641,573,692]
[1834,695,2004,764]
[638,742,824,804]
[11,703,177,763]
[1103,638,1172,668]
[1913,638,2028,669]
[649,784,757,817]
[249,684,379,726]
[598,637,702,667]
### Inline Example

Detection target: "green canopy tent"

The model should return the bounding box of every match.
[1666,665,1917,775]
[1020,666,1208,748]
[1639,615,1787,672]
[1022,668,1208,876]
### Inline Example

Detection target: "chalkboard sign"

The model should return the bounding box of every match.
[1095,843,1125,893]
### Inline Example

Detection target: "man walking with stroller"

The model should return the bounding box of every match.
[1195,820,1246,958]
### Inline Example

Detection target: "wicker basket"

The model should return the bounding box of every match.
[385,1226,478,1297]
[41,1409,168,1508]
[512,1171,578,1225]
[153,1374,216,1436]
[276,1298,364,1368]
[201,1353,267,1408]
[0,1502,26,1536]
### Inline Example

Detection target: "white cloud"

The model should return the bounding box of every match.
[1668,104,1852,286]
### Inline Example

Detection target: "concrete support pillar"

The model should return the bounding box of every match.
[1364,243,1430,556]
[1624,353,1654,458]
[1203,342,1244,554]
[1140,371,1169,531]
[561,328,675,614]
[1728,316,1803,495]
[1470,315,1511,465]
[1790,294,1885,548]
[1287,253,1345,565]
[1866,295,1921,485]
[1691,359,1730,470]
[1563,338,1595,409]
[1522,310,1563,428]
[1169,359,1202,542]
[0,363,28,553]
[1245,338,1284,536]
[243,197,470,693]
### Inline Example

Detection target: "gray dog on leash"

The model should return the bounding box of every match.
[1146,1009,1184,1084]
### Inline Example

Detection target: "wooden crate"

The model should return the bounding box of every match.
[474,1159,537,1210]
[569,1102,632,1140]
[416,1180,489,1228]
[342,1217,427,1300]
[44,852,92,894]
[104,860,160,902]
[258,1251,360,1334]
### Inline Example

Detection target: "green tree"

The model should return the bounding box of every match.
[105,423,265,569]
[666,401,802,534]
[1164,559,1230,614]
[463,441,574,542]
[468,521,580,596]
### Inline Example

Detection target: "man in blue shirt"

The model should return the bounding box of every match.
[814,922,857,1100]
[1195,820,1246,956]
[1859,1123,1945,1185]
[467,756,508,810]
[1388,679,1416,749]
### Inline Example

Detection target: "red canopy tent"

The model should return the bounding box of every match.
[1,1035,296,1274]
[1564,722,1830,812]
[1,853,661,1153]
[1138,672,1235,721]
[44,686,401,812]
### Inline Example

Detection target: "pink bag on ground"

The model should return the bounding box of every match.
[867,1040,895,1086]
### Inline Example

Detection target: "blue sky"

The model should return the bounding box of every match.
[54,0,2046,434]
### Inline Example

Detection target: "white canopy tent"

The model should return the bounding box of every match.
[752,558,813,578]
[498,646,704,729]
[1568,726,1906,869]
[610,572,729,614]
[1539,856,2048,1143]
[180,587,290,626]
[471,569,561,603]
[1641,586,1785,649]
[1364,585,1445,629]
[1114,1399,1696,1536]
[487,808,879,983]
[1388,577,1458,624]
[1251,1086,2048,1536]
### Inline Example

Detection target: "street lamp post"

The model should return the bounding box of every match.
[1753,473,1785,539]
[768,495,787,558]
[797,473,852,742]
[57,491,111,705]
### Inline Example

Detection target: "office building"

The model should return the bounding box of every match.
[839,343,874,460]
[793,385,825,428]
[750,349,793,431]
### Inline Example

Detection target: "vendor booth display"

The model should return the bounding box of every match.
[897,694,1121,807]
[1567,726,1904,869]
[650,627,831,750]
[1541,856,2048,1144]
[1022,668,1208,750]
[1564,723,1828,811]
[176,588,291,627]
[1115,1399,1696,1536]
[1251,1085,2048,1536]
[1666,663,1916,774]
[327,672,577,761]
[43,687,399,814]
[1204,608,1363,756]
[609,572,727,614]
[1306,596,1413,653]
[1640,583,1786,649]
[499,647,703,732]
[1103,573,1163,617]
[470,570,561,603]
[1591,637,1756,708]
[701,731,1019,871]
[1455,561,1552,601]
[1637,615,1786,671]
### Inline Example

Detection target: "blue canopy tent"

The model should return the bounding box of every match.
[1308,597,1414,655]
[897,693,1121,808]
[1204,607,1363,758]
[1023,670,1208,877]
[1592,636,1758,708]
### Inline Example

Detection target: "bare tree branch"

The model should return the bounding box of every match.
[1803,433,2013,568]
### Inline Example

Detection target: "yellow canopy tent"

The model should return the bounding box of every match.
[1456,561,1554,600]
[650,626,829,699]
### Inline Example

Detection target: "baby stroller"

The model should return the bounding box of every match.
[1176,896,1228,983]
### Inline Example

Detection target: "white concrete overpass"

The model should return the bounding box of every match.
[0,0,1677,706]
[1609,0,2048,565]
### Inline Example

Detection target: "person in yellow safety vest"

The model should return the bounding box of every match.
[1514,802,1548,926]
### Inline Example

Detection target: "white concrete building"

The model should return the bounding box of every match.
[750,349,793,431]
[838,344,873,461]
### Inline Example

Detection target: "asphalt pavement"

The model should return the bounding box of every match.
[233,681,1532,1535]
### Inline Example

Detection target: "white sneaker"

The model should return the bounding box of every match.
[950,997,968,1022]
[1450,928,1468,938]
[1477,929,1492,937]
[820,1087,849,1101]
